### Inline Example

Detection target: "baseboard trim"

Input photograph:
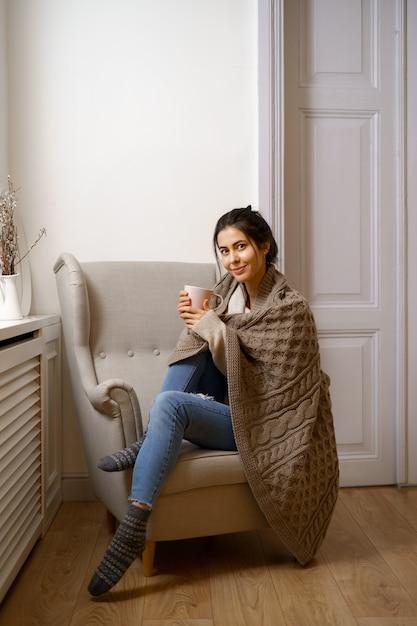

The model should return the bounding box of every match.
[62,472,96,501]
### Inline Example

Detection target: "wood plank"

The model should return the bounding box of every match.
[208,531,285,626]
[142,619,213,626]
[142,621,213,626]
[339,487,414,530]
[358,617,417,626]
[339,487,417,602]
[358,524,417,602]
[142,537,212,621]
[49,500,105,532]
[381,487,417,531]
[259,527,358,626]
[0,502,104,626]
[320,496,417,619]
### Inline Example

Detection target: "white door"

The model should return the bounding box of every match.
[282,0,405,486]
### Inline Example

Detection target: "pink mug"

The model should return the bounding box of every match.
[184,285,223,310]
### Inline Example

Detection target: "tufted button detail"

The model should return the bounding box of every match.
[127,350,134,357]
[99,352,106,359]
[153,349,161,356]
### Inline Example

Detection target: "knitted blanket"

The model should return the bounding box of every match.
[169,266,339,565]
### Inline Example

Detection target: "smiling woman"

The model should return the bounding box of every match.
[88,205,339,596]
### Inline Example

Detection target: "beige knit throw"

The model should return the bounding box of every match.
[169,266,339,565]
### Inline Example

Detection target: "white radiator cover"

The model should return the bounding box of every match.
[0,316,61,604]
[0,338,42,602]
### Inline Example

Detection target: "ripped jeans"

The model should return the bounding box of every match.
[129,351,236,507]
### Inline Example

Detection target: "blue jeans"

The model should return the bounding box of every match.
[160,351,226,400]
[129,352,236,507]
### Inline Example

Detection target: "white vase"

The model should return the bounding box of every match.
[0,273,23,320]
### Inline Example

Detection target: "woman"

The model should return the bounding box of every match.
[88,206,339,596]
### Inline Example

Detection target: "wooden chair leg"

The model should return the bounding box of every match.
[106,510,117,533]
[142,540,156,577]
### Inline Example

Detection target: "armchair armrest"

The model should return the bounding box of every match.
[87,378,143,441]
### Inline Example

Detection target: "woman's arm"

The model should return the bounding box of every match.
[177,290,227,373]
[192,311,227,375]
[177,289,211,328]
[176,285,247,374]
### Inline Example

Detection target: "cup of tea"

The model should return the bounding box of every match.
[184,285,223,310]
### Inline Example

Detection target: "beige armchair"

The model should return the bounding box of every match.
[53,253,268,576]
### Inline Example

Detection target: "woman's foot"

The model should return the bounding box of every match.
[98,435,145,472]
[88,503,151,596]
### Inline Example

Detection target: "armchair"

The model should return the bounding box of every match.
[53,253,269,576]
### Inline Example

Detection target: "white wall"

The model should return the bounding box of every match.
[5,0,258,492]
[0,0,8,185]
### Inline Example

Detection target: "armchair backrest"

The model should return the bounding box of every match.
[54,253,218,430]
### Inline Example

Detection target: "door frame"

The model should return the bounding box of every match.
[258,0,412,484]
[406,0,417,485]
[258,0,285,271]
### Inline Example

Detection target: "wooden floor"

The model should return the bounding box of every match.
[1,487,417,625]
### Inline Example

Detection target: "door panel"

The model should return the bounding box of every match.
[284,0,402,485]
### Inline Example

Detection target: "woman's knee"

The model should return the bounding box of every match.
[150,390,187,422]
[148,390,190,439]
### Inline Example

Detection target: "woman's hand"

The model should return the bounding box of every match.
[177,290,209,329]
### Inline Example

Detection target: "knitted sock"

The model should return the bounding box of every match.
[88,503,151,596]
[98,435,145,472]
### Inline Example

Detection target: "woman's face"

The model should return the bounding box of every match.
[217,226,269,292]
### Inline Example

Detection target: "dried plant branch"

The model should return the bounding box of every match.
[0,177,18,275]
[0,176,46,275]
[16,227,47,266]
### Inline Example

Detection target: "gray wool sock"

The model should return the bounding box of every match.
[88,503,151,596]
[98,435,145,472]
